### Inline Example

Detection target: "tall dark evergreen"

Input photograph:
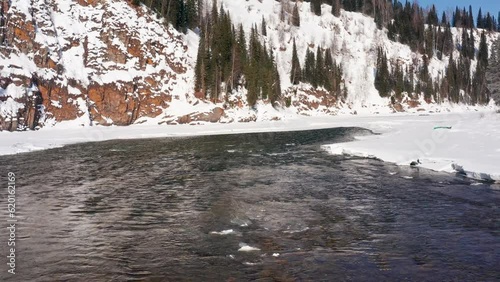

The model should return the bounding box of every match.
[292,4,301,27]
[194,29,206,93]
[290,39,301,85]
[303,49,316,86]
[0,2,6,45]
[311,0,322,16]
[331,0,341,17]
[261,17,267,36]
[468,5,474,29]
[477,8,483,29]
[324,48,343,96]
[392,64,405,100]
[427,5,438,26]
[315,46,325,88]
[133,0,199,34]
[375,47,390,97]
[441,12,447,26]
[478,31,489,68]
[424,27,434,58]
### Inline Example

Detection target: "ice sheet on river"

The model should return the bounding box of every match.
[323,111,500,182]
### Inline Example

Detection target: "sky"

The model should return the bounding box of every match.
[410,0,500,19]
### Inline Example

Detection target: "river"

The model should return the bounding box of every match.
[0,127,499,281]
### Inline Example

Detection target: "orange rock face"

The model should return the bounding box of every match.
[87,83,138,125]
[0,0,192,131]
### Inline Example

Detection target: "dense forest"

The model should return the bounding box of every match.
[132,0,500,106]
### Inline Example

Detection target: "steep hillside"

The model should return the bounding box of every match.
[0,0,196,130]
[0,0,498,132]
[219,0,499,114]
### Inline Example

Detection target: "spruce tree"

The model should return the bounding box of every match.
[469,5,474,29]
[441,12,447,26]
[424,27,434,58]
[292,4,300,27]
[175,0,188,34]
[375,47,390,97]
[303,49,316,86]
[478,31,488,68]
[332,0,341,17]
[238,24,247,66]
[270,49,281,105]
[324,49,333,92]
[315,46,325,88]
[290,39,301,85]
[442,24,454,56]
[261,17,267,36]
[186,0,198,29]
[477,8,483,29]
[194,31,206,93]
[375,6,383,30]
[393,64,404,100]
[427,5,438,26]
[311,0,321,16]
[469,31,475,60]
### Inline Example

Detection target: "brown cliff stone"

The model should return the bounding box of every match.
[88,82,138,125]
[0,0,193,130]
[38,81,80,121]
[192,107,225,123]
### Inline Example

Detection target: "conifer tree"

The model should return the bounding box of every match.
[393,64,405,100]
[238,24,247,66]
[261,17,267,36]
[324,49,333,91]
[427,5,438,26]
[375,47,390,97]
[468,5,474,29]
[332,0,341,17]
[290,39,301,85]
[477,8,483,29]
[375,6,383,29]
[311,0,321,16]
[315,46,325,88]
[175,0,188,34]
[424,27,434,58]
[442,24,454,56]
[303,49,316,86]
[269,49,282,105]
[194,30,206,93]
[186,0,198,29]
[420,55,432,100]
[292,4,300,27]
[441,12,447,26]
[478,31,488,68]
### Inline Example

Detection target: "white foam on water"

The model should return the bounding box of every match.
[238,243,260,252]
[210,229,235,235]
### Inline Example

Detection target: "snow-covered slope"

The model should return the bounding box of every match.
[0,0,197,129]
[220,0,499,115]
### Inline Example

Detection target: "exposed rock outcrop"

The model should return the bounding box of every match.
[0,0,192,131]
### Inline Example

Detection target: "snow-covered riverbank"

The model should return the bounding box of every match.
[1,110,499,182]
[323,111,500,182]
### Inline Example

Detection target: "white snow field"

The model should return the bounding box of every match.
[1,107,499,182]
[323,110,500,182]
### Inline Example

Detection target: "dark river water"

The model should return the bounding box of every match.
[0,127,499,281]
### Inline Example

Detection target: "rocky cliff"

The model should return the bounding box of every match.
[0,0,197,131]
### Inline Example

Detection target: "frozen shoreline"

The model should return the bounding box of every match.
[323,111,500,182]
[1,110,499,182]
